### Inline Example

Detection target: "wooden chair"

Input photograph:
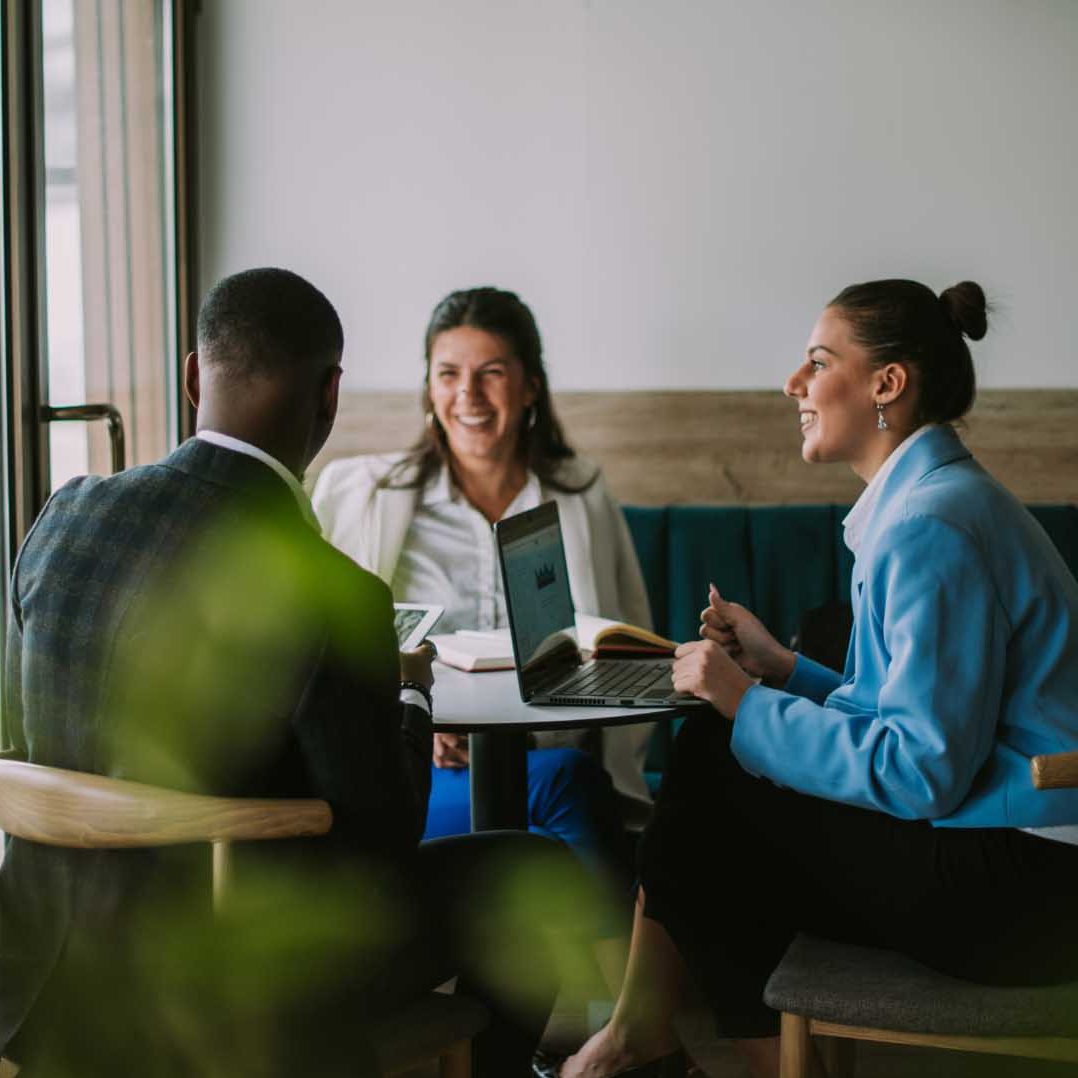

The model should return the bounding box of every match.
[765,749,1078,1077]
[0,757,486,1077]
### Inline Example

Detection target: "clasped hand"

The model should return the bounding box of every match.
[671,584,796,718]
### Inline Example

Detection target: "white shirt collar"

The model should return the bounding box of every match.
[843,424,937,555]
[421,461,542,510]
[422,463,454,506]
[196,430,321,532]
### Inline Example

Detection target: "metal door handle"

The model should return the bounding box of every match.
[40,404,126,473]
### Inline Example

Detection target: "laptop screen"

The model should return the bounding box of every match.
[495,501,579,698]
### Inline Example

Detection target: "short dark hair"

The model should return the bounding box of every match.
[383,286,593,493]
[196,268,343,378]
[828,279,988,425]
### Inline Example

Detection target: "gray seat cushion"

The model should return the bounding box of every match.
[763,934,1078,1037]
[371,991,489,1072]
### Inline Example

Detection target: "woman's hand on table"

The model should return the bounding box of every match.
[673,639,754,718]
[700,584,795,688]
[433,733,470,769]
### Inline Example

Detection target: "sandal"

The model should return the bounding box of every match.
[532,1048,685,1078]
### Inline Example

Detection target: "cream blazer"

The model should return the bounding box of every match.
[311,451,655,811]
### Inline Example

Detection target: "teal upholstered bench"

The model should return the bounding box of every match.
[624,504,1078,794]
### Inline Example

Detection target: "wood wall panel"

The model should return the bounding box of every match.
[311,389,1078,506]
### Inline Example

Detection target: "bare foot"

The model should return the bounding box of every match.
[559,1022,677,1078]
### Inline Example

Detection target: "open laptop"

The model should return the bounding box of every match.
[495,501,700,707]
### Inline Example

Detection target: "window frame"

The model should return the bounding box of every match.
[0,0,197,696]
[1,0,196,548]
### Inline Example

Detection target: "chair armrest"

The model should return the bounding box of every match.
[1031,751,1078,791]
[0,760,332,848]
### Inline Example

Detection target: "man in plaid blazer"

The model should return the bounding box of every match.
[0,269,564,1077]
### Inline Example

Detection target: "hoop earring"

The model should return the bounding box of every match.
[876,403,889,431]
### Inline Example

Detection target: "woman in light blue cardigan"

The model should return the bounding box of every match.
[559,280,1078,1078]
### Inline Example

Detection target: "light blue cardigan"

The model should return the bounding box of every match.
[732,425,1078,828]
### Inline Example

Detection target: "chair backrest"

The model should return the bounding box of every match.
[1031,752,1078,791]
[0,759,333,907]
[0,759,332,848]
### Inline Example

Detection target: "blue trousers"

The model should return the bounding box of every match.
[423,747,633,933]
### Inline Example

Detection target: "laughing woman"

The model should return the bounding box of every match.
[561,279,1078,1078]
[312,287,653,944]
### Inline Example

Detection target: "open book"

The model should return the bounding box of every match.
[431,617,679,672]
[575,614,678,659]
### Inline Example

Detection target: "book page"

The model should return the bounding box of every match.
[573,614,678,655]
[574,613,618,652]
[429,630,515,671]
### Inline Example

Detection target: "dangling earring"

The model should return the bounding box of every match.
[526,405,537,431]
[424,411,435,429]
[876,403,889,431]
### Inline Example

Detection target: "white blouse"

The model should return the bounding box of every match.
[390,467,542,633]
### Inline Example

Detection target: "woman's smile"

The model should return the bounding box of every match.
[453,411,495,428]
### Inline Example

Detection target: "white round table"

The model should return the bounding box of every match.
[430,661,681,830]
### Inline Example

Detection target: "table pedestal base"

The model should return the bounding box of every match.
[469,731,528,831]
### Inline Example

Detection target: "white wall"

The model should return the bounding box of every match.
[198,0,1078,391]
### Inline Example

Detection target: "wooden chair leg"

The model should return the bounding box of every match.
[439,1038,471,1078]
[780,1012,813,1078]
[817,1035,855,1078]
[211,839,231,912]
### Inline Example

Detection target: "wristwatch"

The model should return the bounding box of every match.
[399,679,433,713]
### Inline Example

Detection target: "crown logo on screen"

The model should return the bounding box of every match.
[534,563,556,590]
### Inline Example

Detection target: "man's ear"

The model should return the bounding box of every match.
[873,362,909,406]
[321,364,342,426]
[183,352,200,409]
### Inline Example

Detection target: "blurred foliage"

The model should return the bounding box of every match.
[465,837,616,1007]
[22,843,610,1077]
[6,497,612,1075]
[105,494,387,793]
[23,857,398,1076]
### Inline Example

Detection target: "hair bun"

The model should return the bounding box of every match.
[939,281,988,341]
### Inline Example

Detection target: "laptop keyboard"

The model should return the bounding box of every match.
[552,659,674,699]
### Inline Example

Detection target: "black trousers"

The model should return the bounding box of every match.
[638,715,1078,1038]
[12,831,580,1078]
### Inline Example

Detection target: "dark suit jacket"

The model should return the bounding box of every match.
[0,439,432,1057]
